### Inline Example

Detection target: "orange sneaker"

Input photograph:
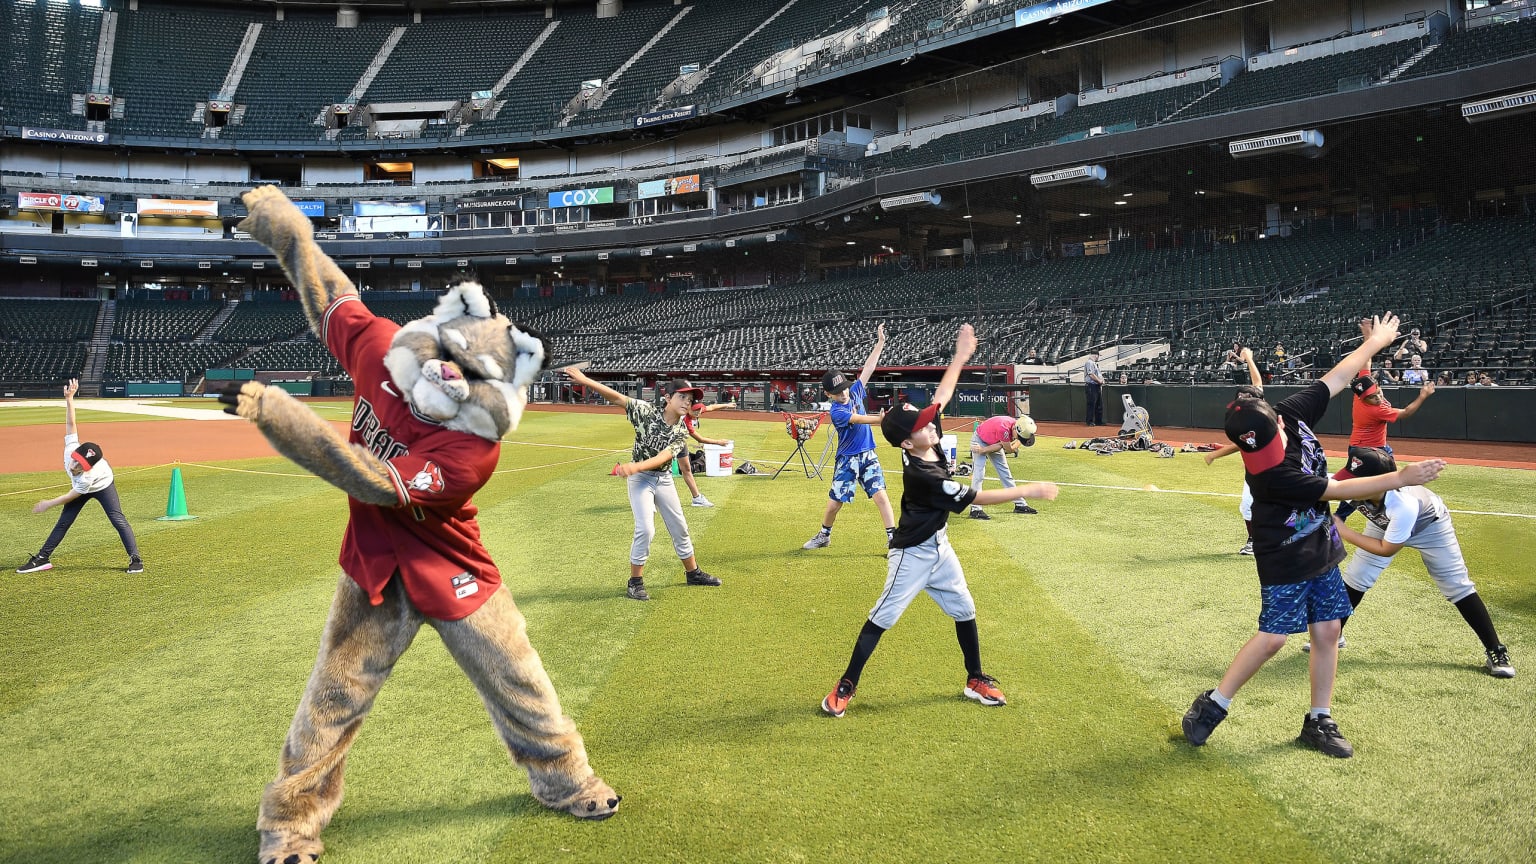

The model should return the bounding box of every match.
[821,678,855,717]
[964,674,1007,706]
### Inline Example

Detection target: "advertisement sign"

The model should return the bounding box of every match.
[634,105,698,129]
[137,199,219,217]
[547,187,614,208]
[1015,0,1113,29]
[637,174,703,199]
[458,196,523,212]
[18,192,107,212]
[291,200,327,217]
[353,200,426,217]
[22,126,108,145]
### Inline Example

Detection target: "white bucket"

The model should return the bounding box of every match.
[702,441,734,477]
[940,434,957,463]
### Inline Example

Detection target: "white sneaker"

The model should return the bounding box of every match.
[1238,540,1254,555]
[691,495,714,507]
[1301,637,1347,653]
[802,533,831,549]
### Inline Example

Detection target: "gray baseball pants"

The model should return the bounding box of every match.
[969,433,1016,495]
[1343,516,1477,603]
[869,528,976,629]
[627,469,694,566]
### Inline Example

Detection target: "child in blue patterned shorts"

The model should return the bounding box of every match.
[803,324,896,549]
[1182,312,1446,758]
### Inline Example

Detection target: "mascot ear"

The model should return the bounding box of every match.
[434,281,494,320]
[499,323,549,433]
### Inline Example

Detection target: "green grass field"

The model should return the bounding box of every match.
[1,408,1531,863]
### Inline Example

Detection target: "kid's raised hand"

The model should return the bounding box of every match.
[1368,312,1401,349]
[63,378,78,398]
[876,322,886,343]
[955,323,977,360]
[1401,458,1446,486]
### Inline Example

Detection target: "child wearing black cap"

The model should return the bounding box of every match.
[819,324,1058,718]
[19,379,143,574]
[561,365,719,601]
[802,324,896,549]
[1182,313,1447,758]
[1330,446,1514,678]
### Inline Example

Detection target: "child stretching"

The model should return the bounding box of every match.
[678,398,736,508]
[820,324,1058,717]
[561,366,720,601]
[803,324,896,549]
[966,413,1040,519]
[1328,446,1513,678]
[1183,312,1446,758]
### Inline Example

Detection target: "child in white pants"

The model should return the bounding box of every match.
[562,367,720,601]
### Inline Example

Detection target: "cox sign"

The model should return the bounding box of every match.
[547,187,614,208]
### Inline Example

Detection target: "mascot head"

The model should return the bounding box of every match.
[383,281,550,440]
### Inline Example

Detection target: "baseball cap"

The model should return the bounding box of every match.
[1350,373,1379,399]
[881,402,940,448]
[821,370,852,394]
[1345,446,1396,478]
[661,378,704,402]
[72,442,103,471]
[1223,397,1285,473]
[1015,415,1037,445]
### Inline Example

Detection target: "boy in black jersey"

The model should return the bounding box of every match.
[1182,312,1447,758]
[820,324,1059,717]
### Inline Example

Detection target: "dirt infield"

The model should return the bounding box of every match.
[0,404,1529,474]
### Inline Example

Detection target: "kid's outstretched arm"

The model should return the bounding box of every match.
[563,363,630,407]
[931,324,977,411]
[858,323,887,385]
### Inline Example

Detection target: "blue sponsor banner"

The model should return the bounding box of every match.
[21,126,109,145]
[1015,0,1113,29]
[546,187,614,208]
[634,105,698,129]
[353,200,425,217]
[637,180,667,199]
[292,200,326,217]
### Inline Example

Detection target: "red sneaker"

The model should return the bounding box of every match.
[821,678,855,717]
[964,674,1007,706]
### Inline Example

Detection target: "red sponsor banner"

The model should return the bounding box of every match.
[19,191,62,210]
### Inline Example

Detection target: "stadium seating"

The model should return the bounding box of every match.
[214,302,309,344]
[104,343,243,380]
[0,299,99,343]
[0,343,87,386]
[0,0,104,131]
[1179,40,1425,121]
[363,15,549,104]
[1399,17,1536,80]
[112,301,222,343]
[106,4,260,139]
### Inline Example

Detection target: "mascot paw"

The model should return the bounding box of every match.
[238,186,312,248]
[257,830,323,864]
[218,381,269,421]
[555,776,621,821]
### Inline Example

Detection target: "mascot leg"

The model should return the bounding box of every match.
[431,585,621,820]
[257,575,424,864]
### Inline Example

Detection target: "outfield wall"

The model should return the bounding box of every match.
[1026,384,1536,443]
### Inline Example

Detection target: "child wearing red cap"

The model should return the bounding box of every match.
[1182,313,1447,759]
[19,379,143,575]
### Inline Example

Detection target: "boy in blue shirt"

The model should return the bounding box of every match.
[803,324,896,549]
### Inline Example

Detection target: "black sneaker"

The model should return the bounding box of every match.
[1486,645,1515,679]
[17,554,52,574]
[126,557,144,575]
[1299,714,1354,758]
[1182,690,1228,746]
[685,568,721,587]
[626,579,650,601]
[1014,503,1038,515]
[968,507,990,520]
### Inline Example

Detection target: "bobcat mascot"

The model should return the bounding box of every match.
[224,186,619,864]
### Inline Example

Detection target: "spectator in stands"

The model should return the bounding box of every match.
[1465,370,1480,387]
[1222,342,1244,370]
[1401,354,1429,385]
[1377,358,1401,383]
[18,379,143,576]
[1477,373,1498,387]
[1272,342,1287,368]
[1395,328,1429,361]
[1025,348,1041,364]
[1436,371,1454,386]
[1083,350,1105,426]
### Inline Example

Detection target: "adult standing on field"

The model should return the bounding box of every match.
[18,379,143,575]
[1083,350,1105,426]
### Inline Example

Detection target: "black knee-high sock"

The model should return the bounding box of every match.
[842,620,886,686]
[1454,593,1503,651]
[1340,586,1366,631]
[1244,520,1253,540]
[956,618,983,678]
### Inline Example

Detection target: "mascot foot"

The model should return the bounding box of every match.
[258,830,323,864]
[543,775,622,821]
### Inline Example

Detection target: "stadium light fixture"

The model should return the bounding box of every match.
[1114,200,1127,205]
[845,241,856,245]
[962,214,972,219]
[1029,164,1106,188]
[1228,129,1323,157]
[1078,212,1091,217]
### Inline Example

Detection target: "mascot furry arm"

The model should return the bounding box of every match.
[219,186,398,505]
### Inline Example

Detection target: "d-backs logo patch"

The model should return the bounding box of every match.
[1350,457,1362,471]
[1240,431,1258,450]
[407,461,445,494]
[942,479,965,500]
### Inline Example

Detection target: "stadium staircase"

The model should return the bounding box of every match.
[81,300,115,397]
[90,10,119,93]
[1378,42,1441,85]
[195,301,239,343]
[670,0,807,108]
[569,5,696,122]
[478,20,562,129]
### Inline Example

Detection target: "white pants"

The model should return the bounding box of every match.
[627,470,694,566]
[869,529,976,629]
[969,434,1016,497]
[1343,515,1476,603]
[1239,482,1253,521]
